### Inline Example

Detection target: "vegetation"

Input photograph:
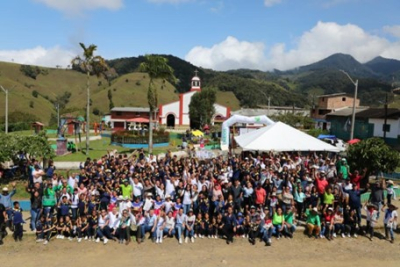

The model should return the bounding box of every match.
[0,111,40,132]
[189,87,217,129]
[347,137,400,176]
[271,112,314,129]
[0,131,54,163]
[72,43,109,155]
[19,65,42,79]
[139,55,176,153]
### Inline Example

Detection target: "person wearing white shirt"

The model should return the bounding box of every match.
[175,208,187,244]
[165,177,176,198]
[32,166,44,184]
[383,204,398,243]
[68,174,79,189]
[119,197,132,215]
[130,177,144,199]
[97,209,112,244]
[164,211,176,237]
[108,208,120,234]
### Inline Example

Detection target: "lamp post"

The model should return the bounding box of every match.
[55,102,60,137]
[340,70,358,140]
[383,93,388,140]
[0,85,9,134]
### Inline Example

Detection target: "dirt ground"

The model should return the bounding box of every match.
[1,229,400,267]
[2,199,400,267]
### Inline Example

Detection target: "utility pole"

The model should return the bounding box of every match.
[0,85,9,134]
[268,97,271,116]
[383,93,388,140]
[340,70,358,140]
[55,102,60,137]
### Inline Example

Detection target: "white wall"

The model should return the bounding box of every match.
[161,101,179,125]
[214,104,228,118]
[369,118,400,139]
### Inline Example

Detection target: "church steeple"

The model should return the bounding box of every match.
[190,70,201,91]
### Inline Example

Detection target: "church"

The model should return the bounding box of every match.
[158,72,231,128]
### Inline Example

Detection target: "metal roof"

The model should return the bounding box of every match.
[111,107,150,112]
[326,107,368,117]
[356,108,400,119]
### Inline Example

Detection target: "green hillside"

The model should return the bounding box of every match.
[0,61,240,126]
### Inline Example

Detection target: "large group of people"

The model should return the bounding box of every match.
[0,149,398,247]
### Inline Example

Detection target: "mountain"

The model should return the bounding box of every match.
[293,53,378,78]
[364,56,400,77]
[1,52,400,128]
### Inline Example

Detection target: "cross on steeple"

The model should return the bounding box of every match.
[194,70,199,77]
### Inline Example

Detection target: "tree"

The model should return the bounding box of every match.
[189,87,217,129]
[139,55,176,153]
[347,137,400,180]
[271,112,314,129]
[0,131,54,164]
[72,43,108,155]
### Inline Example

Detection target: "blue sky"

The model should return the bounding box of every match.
[0,0,399,70]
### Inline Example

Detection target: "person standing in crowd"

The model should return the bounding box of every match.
[26,182,42,231]
[383,204,398,243]
[0,201,6,245]
[0,183,17,231]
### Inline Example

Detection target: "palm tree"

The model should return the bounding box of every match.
[139,55,176,153]
[72,43,108,155]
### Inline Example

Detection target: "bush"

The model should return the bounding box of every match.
[111,130,170,144]
[32,90,39,98]
[93,107,100,116]
[29,101,34,108]
[20,65,41,79]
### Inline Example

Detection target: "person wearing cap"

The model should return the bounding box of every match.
[338,158,350,180]
[364,203,378,241]
[305,207,321,238]
[383,204,398,243]
[0,182,17,230]
[386,180,395,206]
[369,180,385,219]
[120,179,133,200]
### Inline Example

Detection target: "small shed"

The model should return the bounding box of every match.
[31,122,44,134]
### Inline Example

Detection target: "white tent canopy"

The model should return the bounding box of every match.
[234,122,340,152]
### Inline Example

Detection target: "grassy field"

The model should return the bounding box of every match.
[0,61,241,126]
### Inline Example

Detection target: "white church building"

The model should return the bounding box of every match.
[159,72,231,128]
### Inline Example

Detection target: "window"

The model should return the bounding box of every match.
[382,124,391,133]
[342,97,346,101]
[116,111,122,116]
[321,97,325,102]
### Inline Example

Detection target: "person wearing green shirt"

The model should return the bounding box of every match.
[339,158,350,180]
[305,207,321,237]
[272,207,285,239]
[323,187,335,208]
[284,206,296,238]
[42,183,57,217]
[120,180,133,199]
[54,180,73,195]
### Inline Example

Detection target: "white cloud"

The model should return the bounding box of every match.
[185,36,266,71]
[185,21,400,71]
[34,0,123,15]
[383,25,400,39]
[0,46,75,68]
[264,0,282,7]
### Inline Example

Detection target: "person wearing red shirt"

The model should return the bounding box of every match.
[350,168,367,190]
[255,183,266,207]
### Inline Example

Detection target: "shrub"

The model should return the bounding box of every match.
[32,90,39,98]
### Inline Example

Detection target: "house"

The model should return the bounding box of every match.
[109,107,158,131]
[311,93,360,130]
[158,72,231,128]
[326,107,400,144]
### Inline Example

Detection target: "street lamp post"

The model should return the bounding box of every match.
[383,93,388,140]
[0,85,9,134]
[340,70,358,140]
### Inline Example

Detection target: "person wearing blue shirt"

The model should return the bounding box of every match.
[12,201,25,241]
[221,206,237,244]
[0,183,17,230]
[141,209,156,242]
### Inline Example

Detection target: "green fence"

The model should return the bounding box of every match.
[330,118,373,141]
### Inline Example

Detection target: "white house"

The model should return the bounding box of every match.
[158,72,231,128]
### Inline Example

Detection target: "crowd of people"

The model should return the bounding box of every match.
[0,149,398,247]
